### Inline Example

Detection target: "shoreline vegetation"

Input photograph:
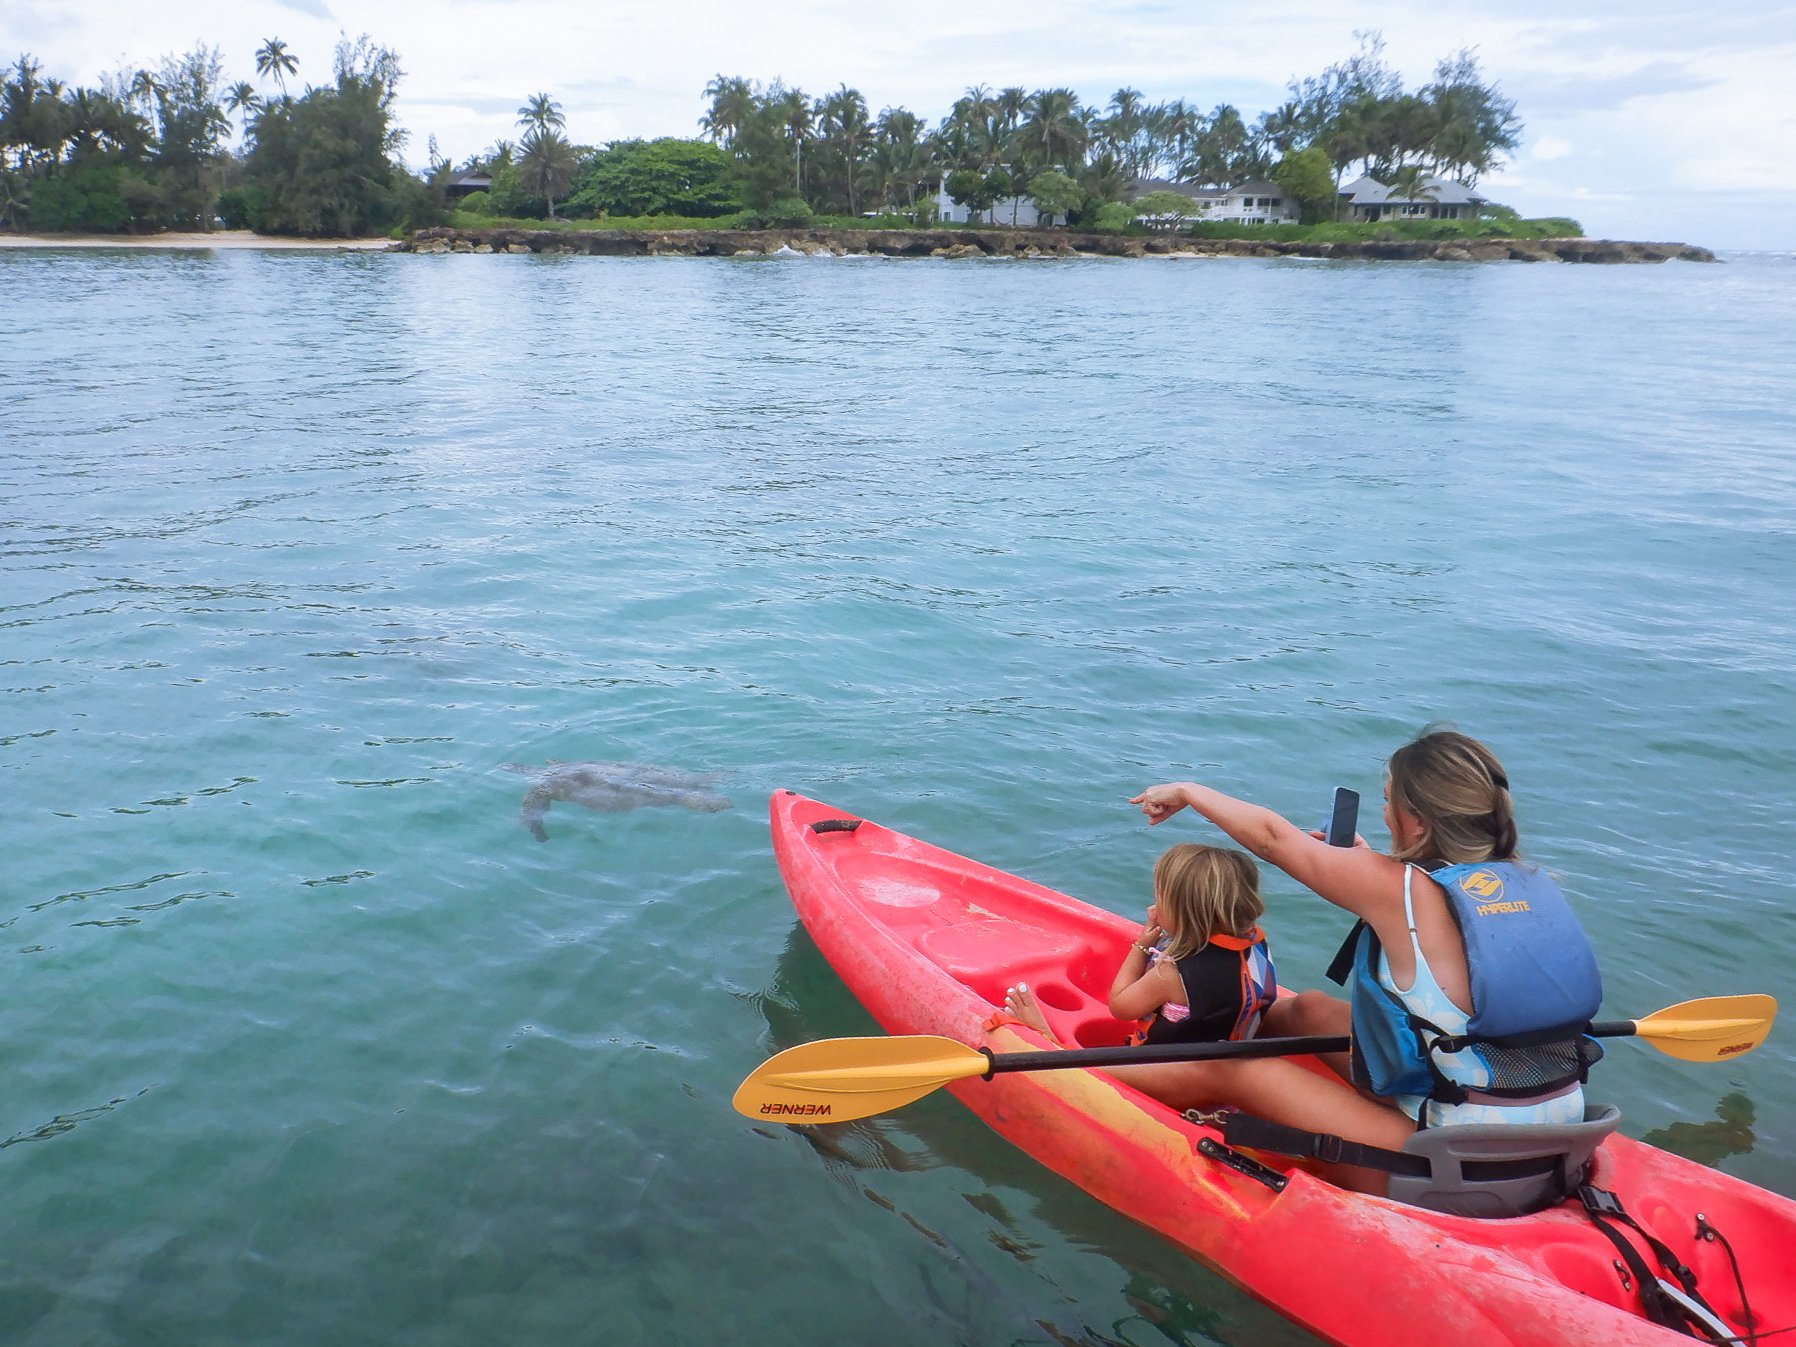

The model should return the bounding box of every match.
[0,225,1709,265]
[0,34,1715,256]
[395,225,1715,264]
[0,226,1713,264]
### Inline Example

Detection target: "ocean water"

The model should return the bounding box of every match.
[2,244,1792,1347]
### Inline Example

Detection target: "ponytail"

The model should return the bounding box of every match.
[1387,725,1518,865]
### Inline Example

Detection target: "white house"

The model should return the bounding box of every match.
[932,182,1064,228]
[1127,178,1300,225]
[1340,174,1486,222]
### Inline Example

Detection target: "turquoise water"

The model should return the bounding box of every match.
[3,246,1793,1346]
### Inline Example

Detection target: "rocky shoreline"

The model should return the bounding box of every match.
[394,225,1716,264]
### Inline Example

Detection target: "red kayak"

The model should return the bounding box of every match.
[766,790,1795,1347]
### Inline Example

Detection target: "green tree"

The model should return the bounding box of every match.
[0,169,27,227]
[723,93,792,211]
[224,81,260,136]
[1182,102,1257,186]
[1026,168,1082,225]
[254,38,297,97]
[565,137,736,217]
[1017,87,1086,172]
[1420,49,1520,186]
[516,126,576,217]
[1131,188,1194,229]
[241,36,422,235]
[26,161,132,230]
[149,46,228,228]
[772,83,812,196]
[1098,87,1151,178]
[946,85,998,172]
[1269,146,1336,223]
[517,92,564,136]
[943,165,997,220]
[1383,162,1439,218]
[1287,30,1403,214]
[1091,200,1132,230]
[814,84,869,215]
[699,74,755,149]
[864,106,927,212]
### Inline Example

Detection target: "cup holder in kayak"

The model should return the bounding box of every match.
[1032,982,1082,1012]
[1072,1020,1135,1048]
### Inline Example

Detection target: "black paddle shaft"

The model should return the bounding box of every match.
[981,1021,1635,1078]
[980,1034,1352,1077]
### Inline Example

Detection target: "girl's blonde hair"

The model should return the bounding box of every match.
[1152,844,1264,960]
[1387,725,1519,865]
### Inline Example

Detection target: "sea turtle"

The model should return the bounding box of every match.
[501,760,730,842]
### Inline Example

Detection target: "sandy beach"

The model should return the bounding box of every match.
[0,230,391,250]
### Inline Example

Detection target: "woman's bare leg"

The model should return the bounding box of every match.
[1261,989,1353,1079]
[1102,1055,1414,1194]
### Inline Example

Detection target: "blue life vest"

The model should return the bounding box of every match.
[1327,861,1604,1104]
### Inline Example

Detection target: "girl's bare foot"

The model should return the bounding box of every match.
[1004,983,1058,1043]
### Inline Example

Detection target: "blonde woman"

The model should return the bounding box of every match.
[1120,727,1603,1191]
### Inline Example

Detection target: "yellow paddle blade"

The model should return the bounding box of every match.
[1634,994,1777,1063]
[733,1035,991,1124]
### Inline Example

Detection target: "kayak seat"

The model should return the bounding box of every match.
[1388,1103,1622,1219]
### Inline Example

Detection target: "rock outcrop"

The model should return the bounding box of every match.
[393,226,1717,265]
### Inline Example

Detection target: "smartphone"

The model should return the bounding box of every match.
[1322,787,1360,847]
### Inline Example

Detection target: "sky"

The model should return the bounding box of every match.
[6,0,1794,249]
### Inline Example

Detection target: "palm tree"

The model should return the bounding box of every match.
[773,84,812,196]
[0,170,27,228]
[1018,88,1087,173]
[1183,103,1250,186]
[869,105,925,211]
[1102,87,1146,175]
[1257,100,1304,157]
[254,39,297,97]
[1156,99,1203,179]
[1383,163,1441,219]
[947,84,998,170]
[224,81,260,139]
[517,92,564,136]
[698,74,755,149]
[127,68,160,118]
[66,88,109,159]
[994,87,1027,138]
[517,126,577,218]
[817,85,870,216]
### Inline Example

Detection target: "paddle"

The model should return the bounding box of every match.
[733,994,1777,1124]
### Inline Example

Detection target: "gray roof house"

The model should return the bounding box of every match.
[1127,179,1300,225]
[444,170,493,199]
[1341,174,1486,222]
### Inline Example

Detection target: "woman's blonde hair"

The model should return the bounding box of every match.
[1387,725,1519,865]
[1153,844,1263,960]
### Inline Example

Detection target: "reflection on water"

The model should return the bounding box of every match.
[1640,1093,1756,1167]
[7,251,1793,1347]
[755,921,1315,1347]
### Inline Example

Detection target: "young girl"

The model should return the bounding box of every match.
[1006,843,1278,1046]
